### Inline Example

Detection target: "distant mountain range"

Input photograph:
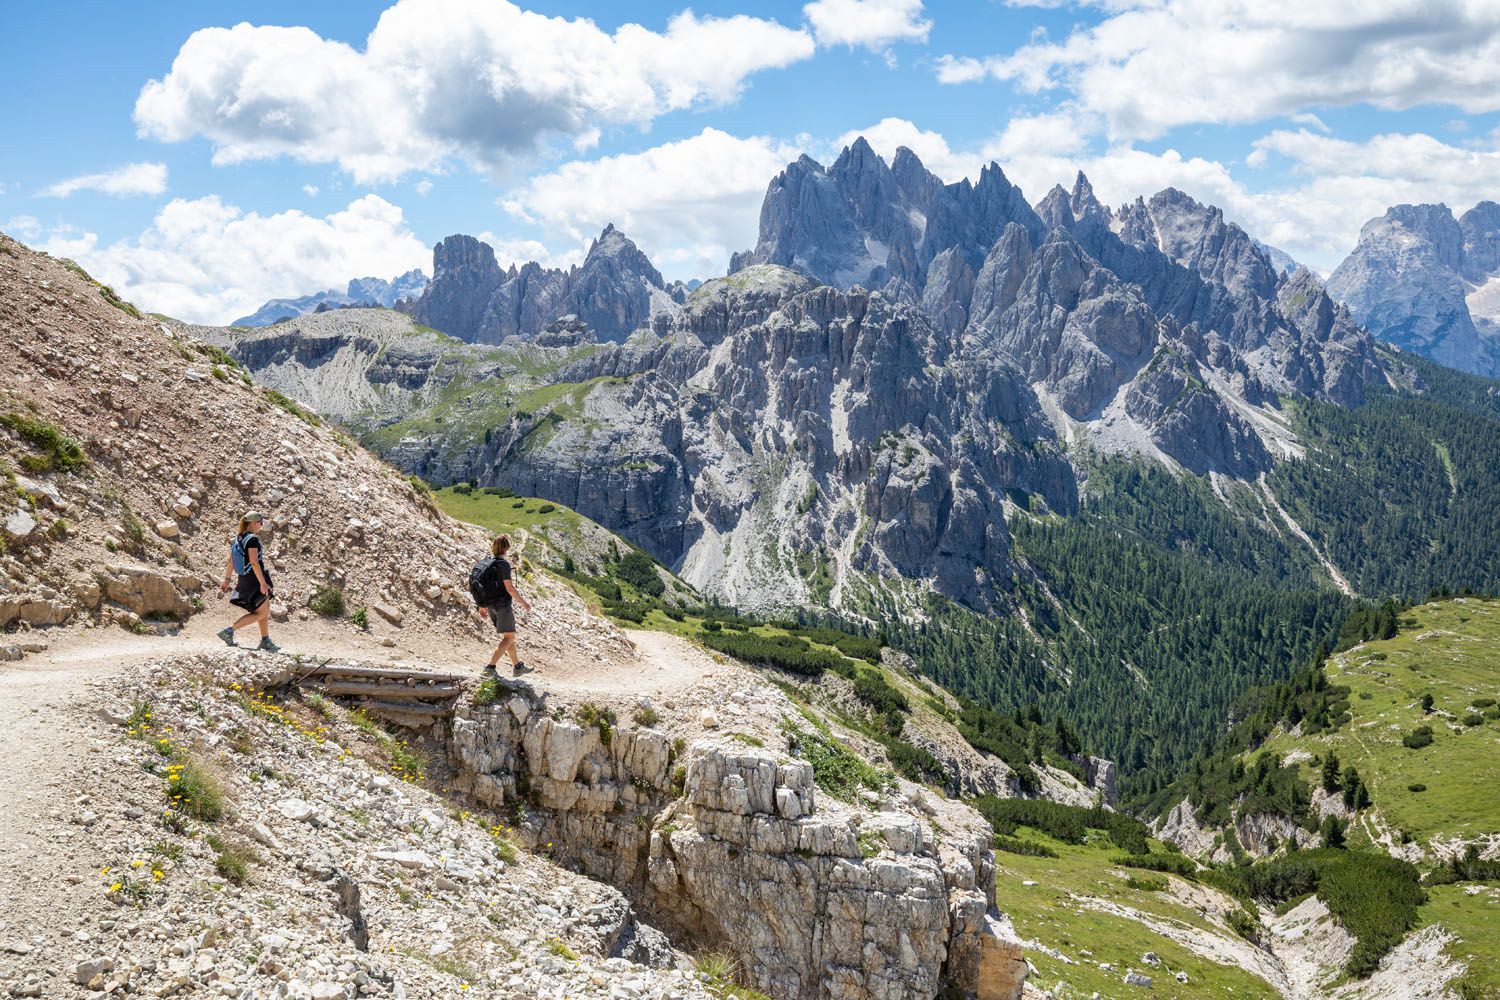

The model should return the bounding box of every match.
[1327,201,1500,377]
[230,269,428,327]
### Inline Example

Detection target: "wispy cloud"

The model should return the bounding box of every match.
[42,162,168,198]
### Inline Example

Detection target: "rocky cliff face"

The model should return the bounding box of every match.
[1327,201,1500,377]
[401,226,675,344]
[450,680,1027,1000]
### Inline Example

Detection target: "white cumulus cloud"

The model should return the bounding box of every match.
[42,162,168,198]
[134,0,815,183]
[937,0,1500,140]
[39,194,429,324]
[499,127,805,280]
[804,0,931,49]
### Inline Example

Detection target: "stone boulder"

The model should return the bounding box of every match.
[102,565,192,619]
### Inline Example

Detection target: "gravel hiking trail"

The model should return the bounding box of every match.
[0,613,719,969]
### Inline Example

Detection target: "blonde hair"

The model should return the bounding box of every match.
[237,516,253,536]
[491,534,511,557]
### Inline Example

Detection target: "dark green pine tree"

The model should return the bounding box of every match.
[1321,750,1341,792]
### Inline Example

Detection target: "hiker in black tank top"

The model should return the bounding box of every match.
[217,512,280,653]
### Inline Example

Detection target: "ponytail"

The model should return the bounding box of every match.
[237,516,253,537]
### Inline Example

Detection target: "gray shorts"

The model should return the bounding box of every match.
[488,604,516,633]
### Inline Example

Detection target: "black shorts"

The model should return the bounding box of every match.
[488,604,516,633]
[230,574,269,613]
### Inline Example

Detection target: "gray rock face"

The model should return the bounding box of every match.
[405,234,507,342]
[230,269,427,327]
[449,690,1021,1000]
[1327,201,1500,377]
[732,138,1047,293]
[402,226,669,344]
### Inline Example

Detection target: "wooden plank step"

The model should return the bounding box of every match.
[355,698,452,718]
[313,680,460,701]
[304,664,469,683]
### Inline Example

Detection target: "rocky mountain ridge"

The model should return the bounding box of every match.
[231,269,428,328]
[397,225,685,345]
[206,142,1389,615]
[1327,200,1500,377]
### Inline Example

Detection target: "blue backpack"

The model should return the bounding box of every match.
[231,533,256,576]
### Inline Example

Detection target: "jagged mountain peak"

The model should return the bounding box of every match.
[400,224,669,344]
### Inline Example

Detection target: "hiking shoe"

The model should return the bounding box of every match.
[482,663,499,679]
[216,627,236,647]
[512,661,533,677]
[255,637,282,654]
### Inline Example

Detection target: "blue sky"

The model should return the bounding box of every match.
[3,0,1499,323]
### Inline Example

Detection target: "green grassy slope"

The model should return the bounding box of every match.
[1213,598,1500,996]
[1258,598,1500,848]
[996,828,1278,998]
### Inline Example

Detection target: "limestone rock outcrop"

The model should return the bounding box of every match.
[450,687,1025,1000]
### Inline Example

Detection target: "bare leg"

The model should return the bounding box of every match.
[496,632,519,666]
[256,601,270,639]
[232,611,260,631]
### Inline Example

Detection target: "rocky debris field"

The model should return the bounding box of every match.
[0,648,722,1000]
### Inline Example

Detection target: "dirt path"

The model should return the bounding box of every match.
[0,612,721,976]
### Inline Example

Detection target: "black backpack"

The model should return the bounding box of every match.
[468,557,506,608]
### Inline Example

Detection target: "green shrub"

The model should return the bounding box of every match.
[882,738,946,784]
[1402,725,1435,749]
[474,679,503,707]
[632,705,660,728]
[1318,853,1425,977]
[699,630,844,677]
[1124,874,1169,891]
[169,756,227,822]
[98,283,142,318]
[0,412,87,472]
[993,835,1058,858]
[788,625,884,664]
[350,607,369,630]
[974,797,1151,855]
[1227,906,1261,942]
[206,833,257,885]
[784,725,890,801]
[537,503,556,514]
[1462,713,1485,727]
[852,668,909,717]
[615,551,665,596]
[1407,782,1427,792]
[309,585,346,618]
[263,389,319,425]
